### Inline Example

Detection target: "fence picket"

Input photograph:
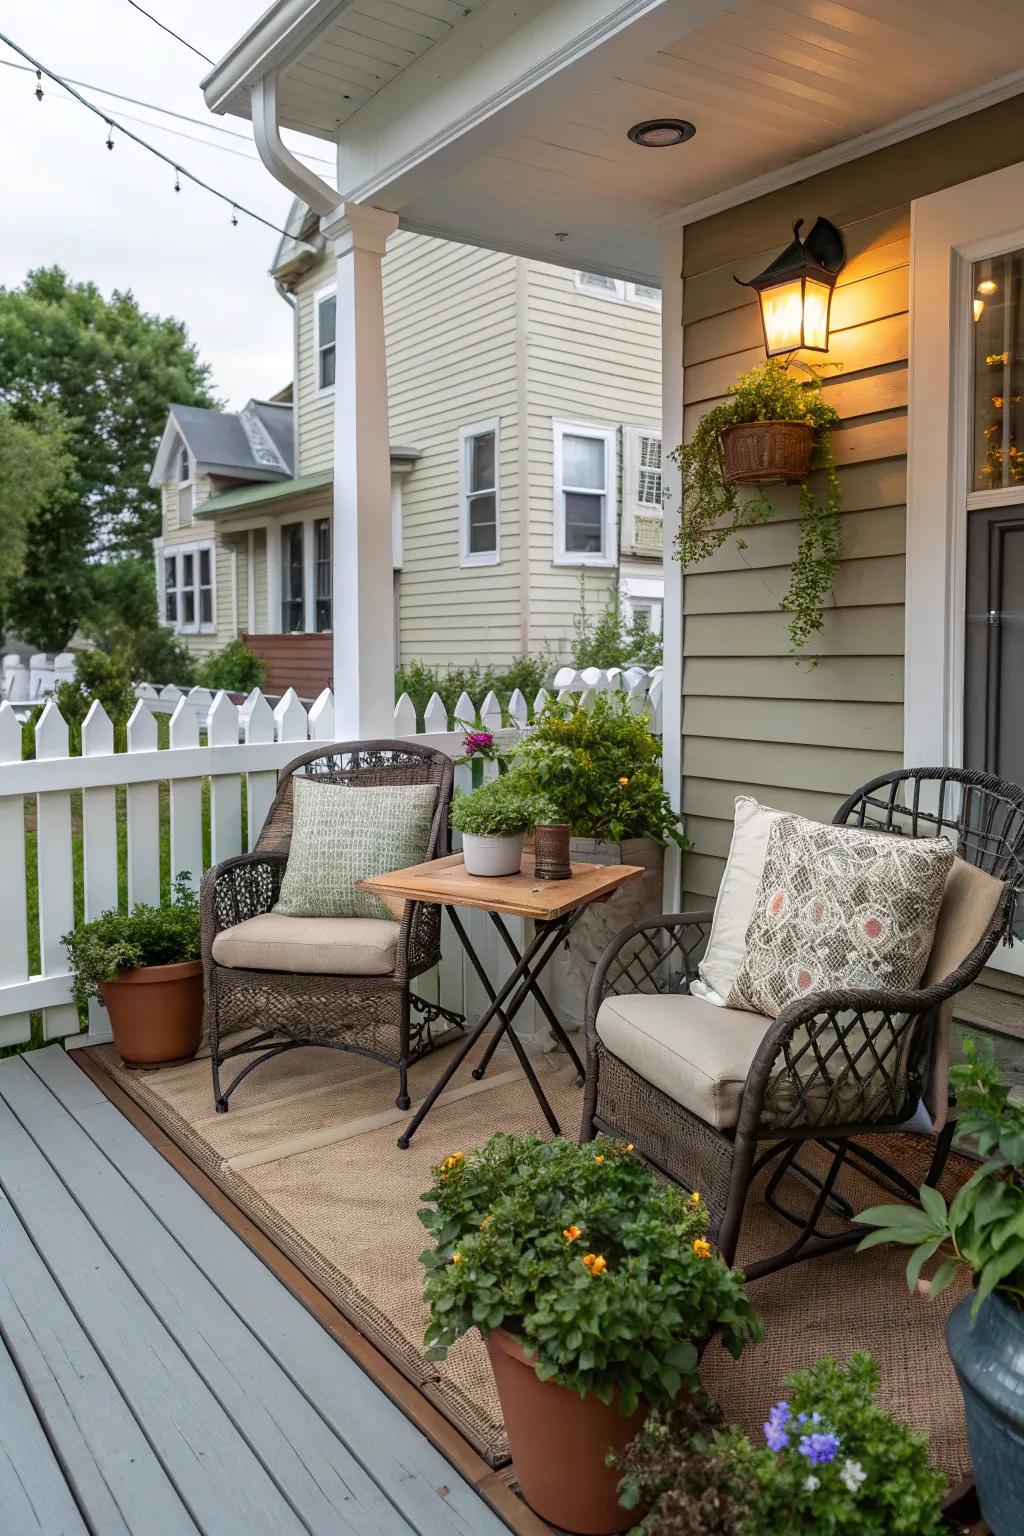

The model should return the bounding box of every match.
[479,691,502,732]
[0,702,29,1045]
[126,702,160,907]
[394,692,417,735]
[308,688,335,741]
[208,692,242,865]
[533,688,549,717]
[423,692,448,733]
[452,691,475,729]
[169,697,203,890]
[578,687,598,711]
[626,676,649,715]
[274,687,308,744]
[35,701,78,1041]
[244,692,277,850]
[187,686,213,736]
[507,689,528,727]
[81,701,119,1042]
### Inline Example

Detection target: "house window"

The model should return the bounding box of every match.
[553,420,616,565]
[574,272,661,309]
[177,442,194,526]
[164,552,177,624]
[180,551,196,628]
[622,427,663,552]
[314,517,332,631]
[315,287,336,393]
[281,523,304,632]
[198,546,213,628]
[459,420,500,564]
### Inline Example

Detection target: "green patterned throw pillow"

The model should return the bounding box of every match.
[274,777,437,921]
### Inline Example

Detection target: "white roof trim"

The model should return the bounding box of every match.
[202,0,350,116]
[657,67,1024,230]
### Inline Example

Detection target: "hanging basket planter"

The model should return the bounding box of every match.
[720,419,814,485]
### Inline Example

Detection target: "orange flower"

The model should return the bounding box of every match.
[563,1224,582,1243]
[582,1253,608,1276]
[690,1191,701,1204]
[452,1252,462,1264]
[692,1238,712,1259]
[618,775,630,787]
[625,1143,635,1153]
[440,1152,464,1174]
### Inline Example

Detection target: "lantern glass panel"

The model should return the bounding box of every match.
[802,276,832,351]
[760,277,805,355]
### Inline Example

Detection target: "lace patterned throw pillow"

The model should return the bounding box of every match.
[728,813,955,1018]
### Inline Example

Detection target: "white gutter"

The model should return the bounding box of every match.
[251,72,339,218]
[201,0,350,119]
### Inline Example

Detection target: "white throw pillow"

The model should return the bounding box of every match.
[697,797,785,1005]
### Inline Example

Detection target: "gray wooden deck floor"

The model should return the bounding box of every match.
[0,1046,511,1536]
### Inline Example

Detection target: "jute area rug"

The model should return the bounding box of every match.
[91,1033,972,1477]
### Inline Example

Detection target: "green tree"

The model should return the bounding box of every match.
[0,403,68,637]
[571,580,662,670]
[0,267,216,648]
[81,558,195,687]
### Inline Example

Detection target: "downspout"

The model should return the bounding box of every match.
[251,71,340,218]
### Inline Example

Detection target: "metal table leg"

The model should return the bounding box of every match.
[474,909,586,1083]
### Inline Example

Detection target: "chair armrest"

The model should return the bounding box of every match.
[584,910,715,1037]
[200,853,287,965]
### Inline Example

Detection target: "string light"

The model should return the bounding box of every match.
[231,205,238,227]
[0,29,294,238]
[34,67,42,101]
[173,167,181,192]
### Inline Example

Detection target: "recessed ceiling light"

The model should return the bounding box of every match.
[627,118,696,148]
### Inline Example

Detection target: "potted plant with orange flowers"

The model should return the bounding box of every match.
[419,1134,761,1535]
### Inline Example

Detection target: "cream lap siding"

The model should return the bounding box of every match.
[295,264,335,475]
[523,261,661,656]
[677,96,1024,911]
[383,232,524,667]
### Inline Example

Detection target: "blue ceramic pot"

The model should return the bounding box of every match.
[947,1290,1024,1536]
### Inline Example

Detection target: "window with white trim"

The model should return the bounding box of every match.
[162,542,215,633]
[574,272,661,310]
[553,421,616,565]
[315,286,336,393]
[459,419,500,564]
[622,426,663,552]
[163,551,178,624]
[176,441,194,526]
[314,516,332,631]
[281,523,304,632]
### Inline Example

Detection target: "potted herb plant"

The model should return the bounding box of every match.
[419,1134,761,1534]
[855,1037,1024,1536]
[63,873,202,1066]
[670,357,841,654]
[616,1351,946,1534]
[449,773,549,876]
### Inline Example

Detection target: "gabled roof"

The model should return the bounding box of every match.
[149,398,294,487]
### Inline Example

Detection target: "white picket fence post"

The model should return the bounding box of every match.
[82,701,119,1040]
[126,701,160,908]
[35,700,78,1041]
[0,702,30,1046]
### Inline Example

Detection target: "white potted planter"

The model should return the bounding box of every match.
[462,830,525,877]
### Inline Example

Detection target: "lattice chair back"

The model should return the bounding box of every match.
[254,739,454,861]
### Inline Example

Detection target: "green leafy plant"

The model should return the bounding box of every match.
[419,1133,762,1416]
[670,359,841,656]
[62,873,200,1005]
[395,654,553,727]
[618,1352,945,1535]
[196,637,267,693]
[449,773,552,836]
[510,693,689,847]
[856,1036,1024,1317]
[22,649,138,759]
[572,581,663,670]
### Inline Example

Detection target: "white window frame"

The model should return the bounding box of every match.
[621,576,664,636]
[175,440,195,528]
[165,540,216,634]
[622,425,663,548]
[314,282,337,397]
[458,417,501,567]
[553,419,617,567]
[573,271,661,310]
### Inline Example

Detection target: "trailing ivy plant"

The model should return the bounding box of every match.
[669,359,841,657]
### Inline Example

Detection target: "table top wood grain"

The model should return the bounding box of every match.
[359,852,644,920]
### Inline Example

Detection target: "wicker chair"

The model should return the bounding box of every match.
[581,768,1024,1279]
[201,739,457,1114]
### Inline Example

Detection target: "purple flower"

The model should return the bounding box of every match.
[798,1432,840,1466]
[464,731,494,756]
[763,1401,791,1452]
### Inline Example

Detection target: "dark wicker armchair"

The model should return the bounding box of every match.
[201,740,456,1114]
[581,768,1024,1279]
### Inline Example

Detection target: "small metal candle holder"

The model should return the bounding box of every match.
[534,822,572,881]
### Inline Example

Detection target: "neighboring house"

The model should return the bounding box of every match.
[150,204,663,687]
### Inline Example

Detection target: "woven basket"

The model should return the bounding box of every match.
[720,419,814,485]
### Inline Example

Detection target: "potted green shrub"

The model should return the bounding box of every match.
[615,1351,946,1534]
[63,873,202,1066]
[419,1133,761,1534]
[670,357,841,655]
[450,773,550,876]
[855,1037,1024,1536]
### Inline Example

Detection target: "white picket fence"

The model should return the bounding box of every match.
[0,673,663,1053]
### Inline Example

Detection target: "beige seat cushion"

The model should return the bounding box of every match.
[212,912,400,976]
[595,991,770,1131]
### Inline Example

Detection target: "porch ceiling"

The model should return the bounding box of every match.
[206,0,1024,281]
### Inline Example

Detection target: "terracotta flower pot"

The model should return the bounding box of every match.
[100,958,203,1067]
[486,1328,645,1534]
[720,419,813,485]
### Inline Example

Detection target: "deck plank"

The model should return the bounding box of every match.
[0,1054,408,1536]
[29,1044,510,1536]
[0,1336,89,1536]
[0,1073,316,1536]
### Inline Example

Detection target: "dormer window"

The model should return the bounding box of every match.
[176,440,194,525]
[315,287,336,393]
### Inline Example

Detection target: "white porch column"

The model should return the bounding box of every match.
[660,227,685,909]
[321,202,399,737]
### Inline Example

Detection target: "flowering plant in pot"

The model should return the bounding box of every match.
[419,1134,761,1534]
[449,773,553,876]
[63,873,202,1066]
[855,1037,1024,1536]
[615,1351,945,1534]
[670,358,841,655]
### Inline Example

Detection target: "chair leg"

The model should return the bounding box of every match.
[395,1061,411,1112]
[716,1130,757,1268]
[925,1116,957,1189]
[210,1020,228,1113]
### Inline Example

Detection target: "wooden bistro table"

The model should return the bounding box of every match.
[359,852,643,1149]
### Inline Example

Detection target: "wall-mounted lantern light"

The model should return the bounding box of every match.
[736,217,846,357]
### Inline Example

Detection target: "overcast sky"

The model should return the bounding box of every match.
[0,1,332,407]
